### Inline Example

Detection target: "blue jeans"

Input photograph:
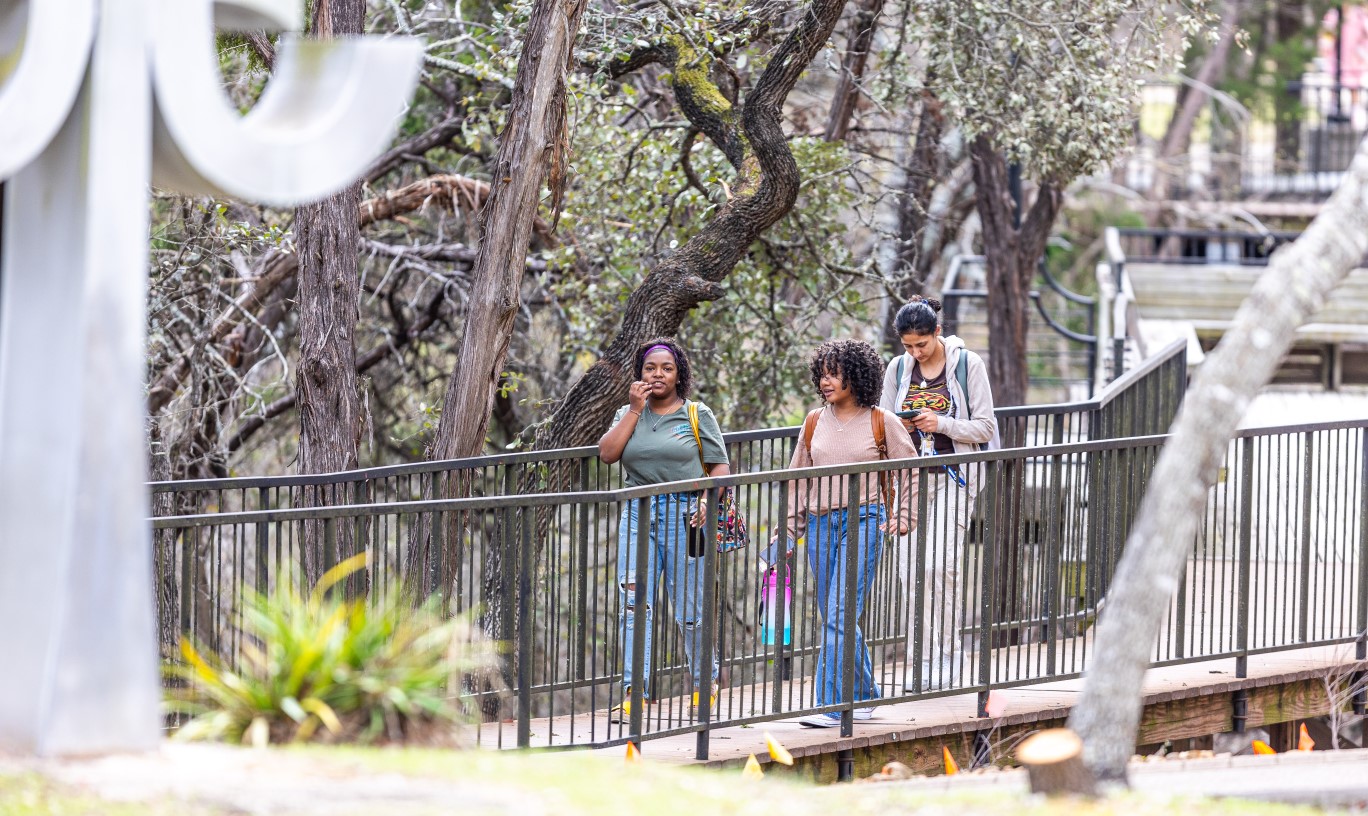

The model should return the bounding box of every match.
[807,505,885,707]
[617,493,719,695]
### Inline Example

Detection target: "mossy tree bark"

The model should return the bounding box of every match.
[532,0,854,452]
[1069,133,1368,783]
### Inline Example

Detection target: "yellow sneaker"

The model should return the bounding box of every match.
[610,688,649,723]
[691,685,718,717]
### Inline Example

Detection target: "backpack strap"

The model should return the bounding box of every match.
[801,409,821,453]
[871,409,894,510]
[896,355,905,398]
[956,351,972,421]
[871,408,888,458]
[687,401,706,471]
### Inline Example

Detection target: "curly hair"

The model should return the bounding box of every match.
[808,339,884,408]
[632,336,693,399]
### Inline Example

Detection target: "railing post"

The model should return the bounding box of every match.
[1358,428,1368,665]
[771,481,791,718]
[352,480,366,598]
[841,474,860,737]
[1299,432,1315,644]
[255,487,269,597]
[432,508,446,612]
[323,516,337,576]
[629,496,649,748]
[1236,437,1253,678]
[517,506,533,748]
[1044,416,1064,675]
[696,486,719,760]
[977,460,998,718]
[574,462,590,683]
[910,468,929,695]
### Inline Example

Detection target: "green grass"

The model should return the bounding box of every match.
[0,773,218,816]
[0,746,1346,815]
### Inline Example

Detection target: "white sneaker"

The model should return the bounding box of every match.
[800,708,875,727]
[799,713,842,728]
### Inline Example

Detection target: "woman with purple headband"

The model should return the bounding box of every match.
[599,337,730,723]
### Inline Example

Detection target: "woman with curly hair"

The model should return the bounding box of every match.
[777,339,918,727]
[599,337,729,723]
[880,296,998,693]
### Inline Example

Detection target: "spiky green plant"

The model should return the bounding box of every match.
[166,554,497,746]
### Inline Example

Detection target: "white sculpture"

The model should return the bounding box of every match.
[0,0,422,755]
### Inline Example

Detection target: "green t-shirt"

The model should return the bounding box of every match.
[612,400,728,487]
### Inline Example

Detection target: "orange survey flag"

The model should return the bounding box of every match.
[1251,739,1276,755]
[943,746,960,775]
[1298,724,1315,751]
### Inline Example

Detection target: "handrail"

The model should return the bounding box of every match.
[152,431,1176,528]
[993,337,1185,417]
[1037,257,1095,307]
[149,339,1185,496]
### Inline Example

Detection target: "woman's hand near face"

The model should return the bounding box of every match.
[598,381,649,463]
[628,380,650,412]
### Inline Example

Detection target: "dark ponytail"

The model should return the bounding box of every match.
[893,296,942,337]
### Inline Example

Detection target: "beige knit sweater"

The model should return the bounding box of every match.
[782,406,920,541]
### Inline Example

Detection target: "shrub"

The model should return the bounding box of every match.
[166,553,497,746]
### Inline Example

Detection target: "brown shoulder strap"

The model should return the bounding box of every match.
[871,408,894,510]
[802,409,821,452]
[871,408,887,460]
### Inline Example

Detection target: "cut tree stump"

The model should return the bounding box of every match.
[1016,728,1097,796]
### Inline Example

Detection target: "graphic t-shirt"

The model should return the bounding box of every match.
[901,362,956,455]
[611,400,728,487]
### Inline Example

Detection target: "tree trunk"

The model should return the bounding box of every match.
[824,0,886,142]
[1069,133,1368,784]
[425,0,588,465]
[532,0,854,451]
[1151,0,1239,200]
[969,135,1061,407]
[295,0,367,586]
[884,89,947,349]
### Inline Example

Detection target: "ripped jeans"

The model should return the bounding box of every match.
[617,492,718,696]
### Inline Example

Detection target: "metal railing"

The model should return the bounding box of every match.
[939,255,1101,396]
[1241,79,1367,196]
[1112,227,1301,267]
[149,341,1188,522]
[163,368,1368,765]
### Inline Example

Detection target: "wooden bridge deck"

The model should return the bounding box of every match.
[479,641,1365,772]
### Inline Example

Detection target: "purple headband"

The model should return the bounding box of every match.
[643,344,676,361]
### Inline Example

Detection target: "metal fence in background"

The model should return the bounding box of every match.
[1112,228,1302,267]
[151,410,1364,757]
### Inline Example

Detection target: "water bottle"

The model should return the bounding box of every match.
[761,568,791,646]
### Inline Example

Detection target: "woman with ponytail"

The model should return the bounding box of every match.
[880,296,998,693]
